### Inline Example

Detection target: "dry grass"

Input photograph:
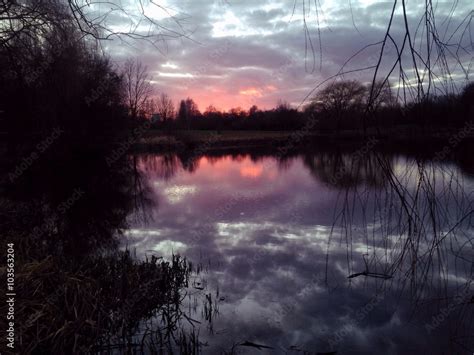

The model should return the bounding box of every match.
[0,251,191,354]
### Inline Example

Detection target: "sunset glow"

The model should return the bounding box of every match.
[239,88,263,97]
[239,165,263,178]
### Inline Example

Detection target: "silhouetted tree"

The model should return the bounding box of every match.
[204,105,219,115]
[178,100,188,127]
[123,59,153,120]
[185,97,200,117]
[249,105,259,116]
[156,93,175,122]
[229,107,246,119]
[311,80,366,132]
[141,98,156,120]
[177,97,199,129]
[276,100,291,112]
[316,80,366,113]
[366,80,397,111]
[0,2,127,151]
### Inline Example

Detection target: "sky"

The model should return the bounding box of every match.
[100,0,473,111]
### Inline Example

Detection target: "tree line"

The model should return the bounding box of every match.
[145,79,473,133]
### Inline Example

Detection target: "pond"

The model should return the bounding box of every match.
[123,149,474,354]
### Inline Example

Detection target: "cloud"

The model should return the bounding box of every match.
[105,0,472,110]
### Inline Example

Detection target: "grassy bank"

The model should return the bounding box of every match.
[133,126,474,152]
[134,130,302,151]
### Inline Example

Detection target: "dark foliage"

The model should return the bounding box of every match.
[0,1,131,155]
[152,80,472,133]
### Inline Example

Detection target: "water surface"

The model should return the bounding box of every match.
[125,150,474,354]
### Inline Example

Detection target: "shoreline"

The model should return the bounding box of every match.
[131,127,474,153]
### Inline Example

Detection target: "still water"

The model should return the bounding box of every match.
[125,150,474,354]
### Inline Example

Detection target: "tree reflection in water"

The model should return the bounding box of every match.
[132,144,473,354]
[0,150,207,354]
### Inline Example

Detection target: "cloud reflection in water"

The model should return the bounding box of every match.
[125,152,473,354]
